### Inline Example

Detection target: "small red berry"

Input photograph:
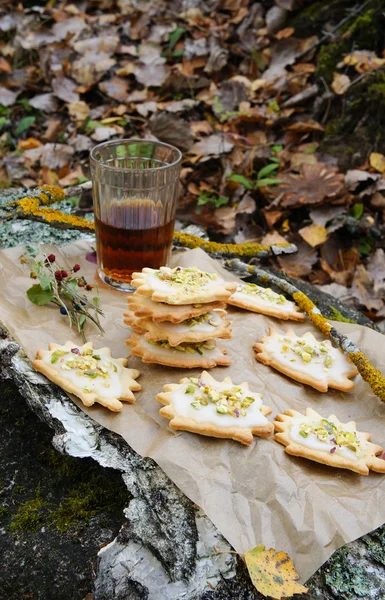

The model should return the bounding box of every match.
[61,270,69,278]
[47,254,56,263]
[73,264,81,273]
[86,284,93,291]
[55,270,63,282]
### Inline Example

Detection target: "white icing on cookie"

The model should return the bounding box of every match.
[146,266,223,295]
[43,344,123,399]
[155,311,221,334]
[170,373,269,428]
[289,416,367,461]
[264,332,351,383]
[232,284,299,313]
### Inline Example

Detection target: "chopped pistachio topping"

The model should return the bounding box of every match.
[298,418,363,456]
[156,266,218,290]
[51,347,117,380]
[148,340,216,354]
[238,283,287,304]
[187,378,257,418]
[279,336,334,366]
[183,312,217,328]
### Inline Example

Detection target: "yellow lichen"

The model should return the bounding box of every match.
[37,185,66,204]
[293,292,332,335]
[173,232,291,257]
[15,197,94,231]
[349,351,385,402]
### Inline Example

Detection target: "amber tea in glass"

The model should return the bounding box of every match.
[90,139,182,291]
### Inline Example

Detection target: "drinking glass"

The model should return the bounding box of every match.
[90,138,182,292]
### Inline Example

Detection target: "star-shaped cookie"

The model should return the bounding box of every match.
[124,309,231,346]
[33,341,141,412]
[157,370,274,445]
[126,293,226,323]
[274,407,385,475]
[228,283,305,321]
[126,333,231,368]
[254,328,358,392]
[130,266,237,305]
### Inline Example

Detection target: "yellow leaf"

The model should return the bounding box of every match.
[244,544,308,600]
[331,73,350,95]
[369,152,385,173]
[299,224,328,247]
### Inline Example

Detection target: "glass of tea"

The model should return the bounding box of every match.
[90,138,182,291]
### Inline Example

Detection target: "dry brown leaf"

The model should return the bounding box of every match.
[275,27,295,39]
[149,113,193,151]
[261,231,288,246]
[278,163,344,207]
[99,77,129,102]
[299,224,328,247]
[331,72,350,95]
[0,57,12,74]
[352,265,384,311]
[343,50,385,73]
[263,209,283,228]
[29,93,58,113]
[286,119,324,132]
[189,134,234,156]
[244,544,307,600]
[67,100,90,122]
[52,76,79,103]
[369,152,385,173]
[0,88,18,107]
[17,138,42,150]
[277,239,317,277]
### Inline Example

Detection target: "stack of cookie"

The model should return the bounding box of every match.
[124,266,237,368]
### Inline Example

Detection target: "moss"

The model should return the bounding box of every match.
[49,474,128,533]
[12,485,25,495]
[349,350,385,402]
[317,42,348,82]
[329,306,357,324]
[0,506,8,519]
[174,232,291,257]
[9,485,48,533]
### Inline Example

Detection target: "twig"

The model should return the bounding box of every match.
[294,1,371,63]
[226,258,385,403]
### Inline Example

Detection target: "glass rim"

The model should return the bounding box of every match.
[90,138,182,172]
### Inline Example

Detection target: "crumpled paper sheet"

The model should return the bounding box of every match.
[1,240,385,582]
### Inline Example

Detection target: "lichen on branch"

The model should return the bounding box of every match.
[226,258,385,403]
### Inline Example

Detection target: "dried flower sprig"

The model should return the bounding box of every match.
[22,250,104,342]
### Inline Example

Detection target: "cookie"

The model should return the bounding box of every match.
[228,283,305,321]
[126,294,226,323]
[157,370,273,445]
[130,266,237,305]
[126,333,231,368]
[33,341,141,412]
[124,309,232,346]
[253,328,358,392]
[274,408,385,475]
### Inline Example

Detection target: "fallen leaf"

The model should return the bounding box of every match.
[286,119,324,132]
[278,239,317,276]
[351,265,383,311]
[18,137,42,150]
[278,163,344,207]
[29,93,58,112]
[150,112,194,151]
[58,166,85,187]
[189,134,234,156]
[367,248,385,296]
[73,36,119,55]
[369,152,385,173]
[344,169,379,190]
[343,50,385,73]
[0,87,18,107]
[331,72,350,95]
[99,77,129,102]
[91,126,118,142]
[134,60,169,87]
[275,27,294,39]
[52,77,80,103]
[67,100,90,122]
[72,53,116,86]
[299,223,328,247]
[69,134,93,153]
[40,143,75,169]
[244,544,307,600]
[0,57,12,74]
[204,37,229,74]
[261,231,288,245]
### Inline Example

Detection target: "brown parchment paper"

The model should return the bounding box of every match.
[1,240,385,582]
